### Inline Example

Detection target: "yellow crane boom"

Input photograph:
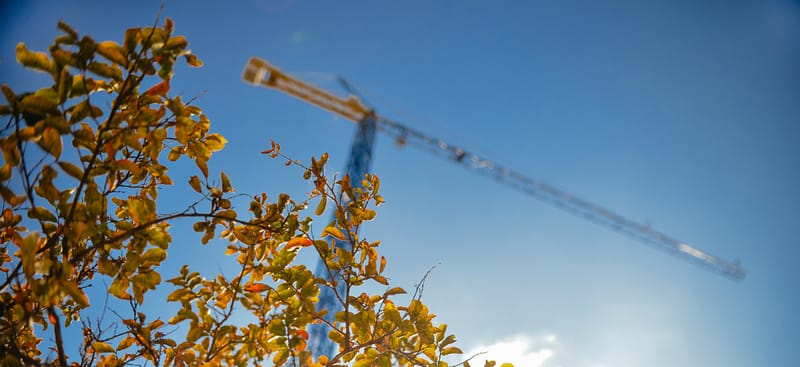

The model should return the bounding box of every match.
[242,57,745,280]
[243,57,371,122]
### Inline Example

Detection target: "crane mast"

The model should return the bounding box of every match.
[242,55,746,354]
[244,57,377,358]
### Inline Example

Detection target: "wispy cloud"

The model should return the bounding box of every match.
[463,333,559,367]
[290,30,307,44]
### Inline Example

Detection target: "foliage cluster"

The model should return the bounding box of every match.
[0,18,509,367]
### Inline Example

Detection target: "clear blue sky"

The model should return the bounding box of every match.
[2,1,799,366]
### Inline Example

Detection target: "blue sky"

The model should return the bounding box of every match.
[2,1,799,366]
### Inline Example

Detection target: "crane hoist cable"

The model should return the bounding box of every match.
[242,57,745,281]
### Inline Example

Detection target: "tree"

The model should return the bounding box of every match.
[0,17,509,367]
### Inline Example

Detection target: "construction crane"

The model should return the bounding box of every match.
[241,56,746,357]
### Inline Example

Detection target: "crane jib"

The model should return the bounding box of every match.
[242,56,746,281]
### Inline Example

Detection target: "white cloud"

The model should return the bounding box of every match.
[463,333,559,367]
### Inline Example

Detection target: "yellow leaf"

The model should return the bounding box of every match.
[188,175,203,193]
[61,280,90,308]
[273,350,289,366]
[124,28,140,54]
[96,40,128,66]
[184,53,203,67]
[27,206,56,222]
[115,159,142,175]
[0,184,25,207]
[128,196,155,225]
[58,161,83,180]
[87,61,122,81]
[92,341,115,353]
[186,325,202,343]
[0,163,11,181]
[322,226,345,241]
[20,93,59,116]
[141,247,167,263]
[16,43,53,73]
[167,146,182,161]
[116,336,135,351]
[195,158,208,178]
[205,133,227,152]
[133,269,161,289]
[220,171,233,193]
[385,287,406,296]
[108,277,130,300]
[442,346,463,355]
[38,127,62,158]
[165,35,188,49]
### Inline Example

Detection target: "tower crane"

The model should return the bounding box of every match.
[241,56,746,357]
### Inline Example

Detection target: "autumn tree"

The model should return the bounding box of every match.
[0,16,508,367]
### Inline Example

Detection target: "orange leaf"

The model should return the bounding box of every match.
[296,329,309,340]
[145,80,170,96]
[244,283,270,293]
[286,237,312,250]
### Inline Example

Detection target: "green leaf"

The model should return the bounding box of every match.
[27,206,57,222]
[315,195,327,216]
[218,210,237,220]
